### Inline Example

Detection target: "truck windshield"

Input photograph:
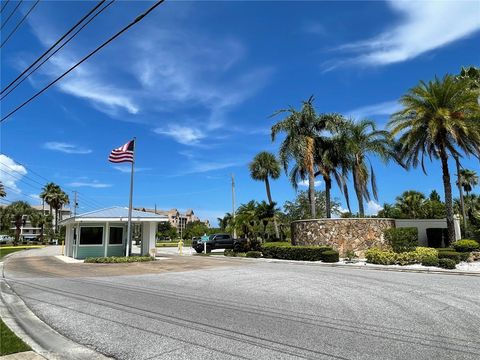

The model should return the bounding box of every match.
[208,235,216,240]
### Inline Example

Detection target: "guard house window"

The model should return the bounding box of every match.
[80,227,103,245]
[109,227,123,245]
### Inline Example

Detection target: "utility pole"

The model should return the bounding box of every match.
[73,191,78,217]
[231,173,237,238]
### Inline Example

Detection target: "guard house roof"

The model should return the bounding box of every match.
[60,206,168,225]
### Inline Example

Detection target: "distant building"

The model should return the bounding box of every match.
[134,207,209,234]
[0,204,71,240]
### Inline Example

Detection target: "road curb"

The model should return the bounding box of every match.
[200,253,480,276]
[0,261,112,360]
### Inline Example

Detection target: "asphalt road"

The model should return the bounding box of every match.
[3,249,480,360]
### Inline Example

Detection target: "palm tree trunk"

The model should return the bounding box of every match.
[352,169,364,217]
[308,171,316,218]
[325,176,332,218]
[455,156,467,235]
[265,178,280,239]
[439,148,455,245]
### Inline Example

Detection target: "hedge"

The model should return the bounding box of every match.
[452,239,480,253]
[321,250,339,263]
[245,251,262,258]
[421,256,439,267]
[438,258,456,269]
[365,247,438,266]
[84,256,154,263]
[261,244,337,262]
[384,227,418,253]
[437,251,467,263]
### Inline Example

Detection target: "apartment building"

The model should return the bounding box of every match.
[134,207,209,234]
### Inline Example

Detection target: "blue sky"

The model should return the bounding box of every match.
[1,0,479,224]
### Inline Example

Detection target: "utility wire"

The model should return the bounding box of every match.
[0,0,10,13]
[1,0,114,100]
[0,0,22,30]
[1,0,40,48]
[1,0,106,95]
[0,0,165,123]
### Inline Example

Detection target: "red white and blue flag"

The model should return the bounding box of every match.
[108,140,135,163]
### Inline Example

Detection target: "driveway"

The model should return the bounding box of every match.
[2,248,480,360]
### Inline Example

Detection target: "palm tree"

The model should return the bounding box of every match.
[255,200,277,242]
[459,169,479,196]
[40,182,69,233]
[340,119,394,217]
[217,212,233,231]
[5,201,32,245]
[249,151,281,238]
[271,96,326,218]
[0,181,6,198]
[236,201,258,239]
[395,191,426,219]
[389,75,480,244]
[313,136,351,218]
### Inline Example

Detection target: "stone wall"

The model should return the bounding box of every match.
[291,218,395,256]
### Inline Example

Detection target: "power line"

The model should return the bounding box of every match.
[0,0,165,123]
[0,0,23,31]
[1,0,107,96]
[1,0,40,48]
[1,0,115,100]
[0,0,10,13]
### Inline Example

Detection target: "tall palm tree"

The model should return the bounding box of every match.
[313,136,351,218]
[459,169,479,196]
[249,151,281,238]
[0,181,6,198]
[255,200,277,242]
[271,96,332,218]
[40,182,69,233]
[389,75,480,243]
[5,201,33,245]
[340,119,394,217]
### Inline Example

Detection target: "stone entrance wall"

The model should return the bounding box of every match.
[291,218,395,256]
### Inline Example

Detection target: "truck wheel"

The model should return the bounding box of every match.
[233,244,241,252]
[195,248,203,254]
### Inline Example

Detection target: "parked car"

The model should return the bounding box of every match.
[192,233,247,253]
[0,234,14,245]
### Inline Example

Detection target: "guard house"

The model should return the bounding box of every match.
[61,207,168,259]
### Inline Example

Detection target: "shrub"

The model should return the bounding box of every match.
[261,244,333,261]
[452,239,480,253]
[384,227,418,253]
[414,247,438,262]
[421,256,439,267]
[438,258,456,269]
[437,251,462,264]
[365,248,397,265]
[321,250,339,263]
[245,251,262,258]
[224,249,234,257]
[84,256,154,263]
[234,239,262,252]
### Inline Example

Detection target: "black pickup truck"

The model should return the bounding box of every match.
[192,233,246,253]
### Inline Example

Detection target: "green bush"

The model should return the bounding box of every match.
[245,251,262,258]
[384,227,418,253]
[262,242,291,248]
[365,247,438,266]
[321,250,339,263]
[421,256,439,267]
[437,251,463,264]
[261,244,333,261]
[84,256,154,263]
[452,239,480,253]
[365,248,397,265]
[438,258,456,269]
[224,249,234,257]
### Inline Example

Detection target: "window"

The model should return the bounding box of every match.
[109,227,123,245]
[80,227,103,245]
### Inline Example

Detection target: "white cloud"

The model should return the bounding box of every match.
[0,154,27,194]
[154,125,205,145]
[44,142,92,154]
[336,1,480,66]
[345,101,402,120]
[68,181,111,188]
[366,200,383,215]
[112,166,150,173]
[298,179,322,188]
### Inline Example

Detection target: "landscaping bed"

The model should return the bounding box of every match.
[84,256,155,263]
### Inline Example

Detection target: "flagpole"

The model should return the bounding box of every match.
[126,137,136,257]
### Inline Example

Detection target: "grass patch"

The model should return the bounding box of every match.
[84,256,154,263]
[0,318,31,355]
[0,246,44,260]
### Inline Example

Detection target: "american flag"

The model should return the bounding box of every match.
[109,140,135,163]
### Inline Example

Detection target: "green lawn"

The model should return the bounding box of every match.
[0,248,26,260]
[0,246,44,260]
[0,318,31,355]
